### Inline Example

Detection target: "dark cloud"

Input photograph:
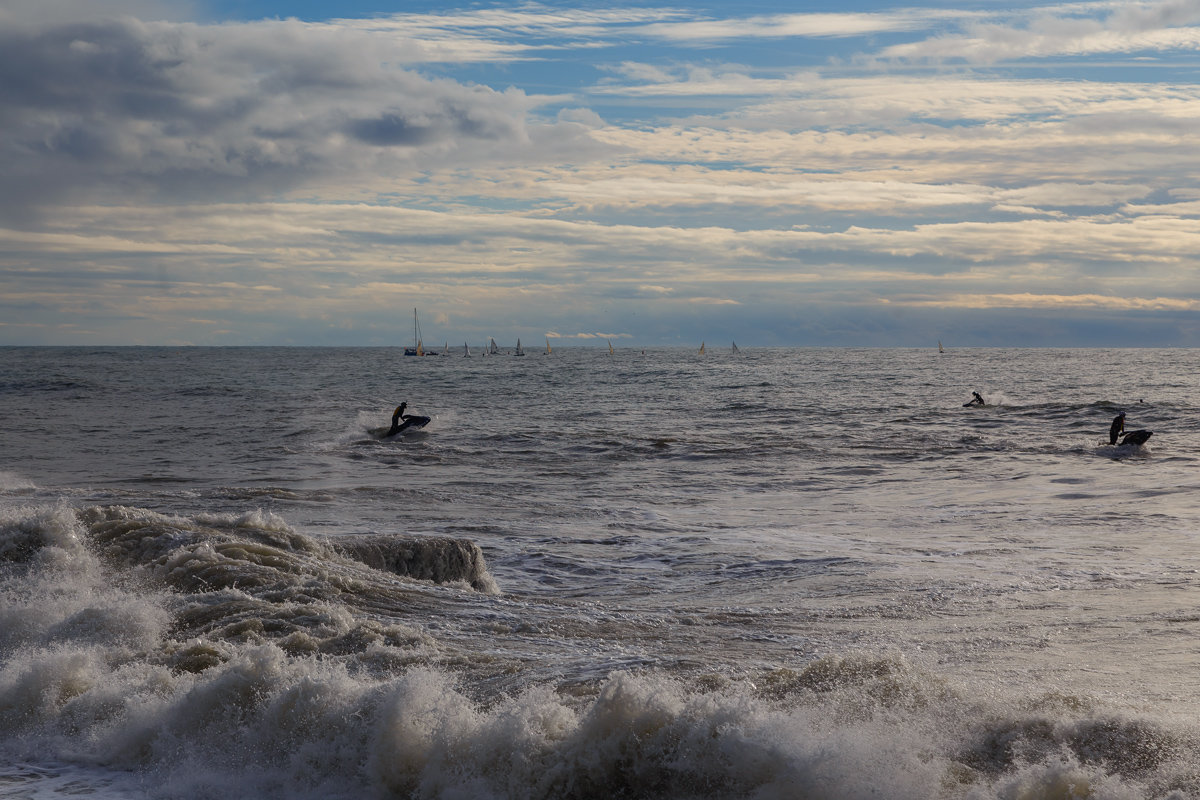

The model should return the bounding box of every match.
[0,13,537,218]
[349,102,522,147]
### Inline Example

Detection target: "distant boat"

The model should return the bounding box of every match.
[463,342,471,357]
[404,309,423,356]
[545,337,552,355]
[731,341,739,354]
[699,341,706,355]
[608,339,614,356]
[488,338,500,355]
[938,340,945,354]
[514,339,525,356]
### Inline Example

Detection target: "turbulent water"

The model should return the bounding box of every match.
[3,345,1200,799]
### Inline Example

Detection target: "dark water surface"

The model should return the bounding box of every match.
[3,346,1200,799]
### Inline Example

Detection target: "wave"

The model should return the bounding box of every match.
[0,470,35,492]
[1,634,1195,799]
[1,502,1198,799]
[1,505,1197,798]
[330,533,498,594]
[1,504,497,673]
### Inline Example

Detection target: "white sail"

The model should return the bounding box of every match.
[405,308,423,356]
[514,338,525,356]
[489,338,500,355]
[464,342,471,357]
[939,340,945,354]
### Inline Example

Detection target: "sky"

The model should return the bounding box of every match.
[3,0,1200,347]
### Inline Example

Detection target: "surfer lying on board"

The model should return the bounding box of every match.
[1109,411,1153,447]
[963,391,985,407]
[385,402,430,436]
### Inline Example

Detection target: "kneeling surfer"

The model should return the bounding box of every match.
[964,391,985,407]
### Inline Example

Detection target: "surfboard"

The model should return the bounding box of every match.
[1121,430,1153,446]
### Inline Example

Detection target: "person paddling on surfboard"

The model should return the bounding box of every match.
[964,391,985,407]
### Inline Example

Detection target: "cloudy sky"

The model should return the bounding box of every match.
[3,0,1200,346]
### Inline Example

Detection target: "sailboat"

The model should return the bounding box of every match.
[699,341,706,355]
[488,338,500,355]
[731,341,740,354]
[545,337,552,355]
[938,340,945,354]
[514,339,525,356]
[463,342,471,357]
[608,339,614,356]
[404,309,423,356]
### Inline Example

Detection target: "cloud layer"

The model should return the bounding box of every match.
[2,0,1200,345]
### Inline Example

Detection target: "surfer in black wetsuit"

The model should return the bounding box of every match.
[964,391,985,407]
[1109,411,1125,445]
[1109,410,1154,446]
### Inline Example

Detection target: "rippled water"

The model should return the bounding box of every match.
[3,346,1200,799]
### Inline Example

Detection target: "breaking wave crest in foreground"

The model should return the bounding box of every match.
[3,503,1198,800]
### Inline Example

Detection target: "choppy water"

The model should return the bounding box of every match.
[3,346,1200,799]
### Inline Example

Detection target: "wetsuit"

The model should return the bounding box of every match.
[964,392,985,407]
[1109,413,1125,445]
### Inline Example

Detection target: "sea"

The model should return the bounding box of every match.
[2,345,1200,800]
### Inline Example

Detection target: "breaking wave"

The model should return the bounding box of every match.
[1,503,1198,799]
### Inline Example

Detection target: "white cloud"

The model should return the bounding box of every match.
[911,292,1200,310]
[635,11,953,42]
[878,0,1200,64]
[0,12,591,217]
[5,1,1200,344]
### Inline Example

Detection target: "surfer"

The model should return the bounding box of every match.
[1109,411,1125,445]
[964,391,985,407]
[1109,411,1153,447]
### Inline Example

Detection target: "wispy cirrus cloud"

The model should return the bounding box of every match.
[878,0,1200,63]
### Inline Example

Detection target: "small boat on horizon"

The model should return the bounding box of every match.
[404,308,423,356]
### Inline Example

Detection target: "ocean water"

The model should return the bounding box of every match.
[2,345,1200,799]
